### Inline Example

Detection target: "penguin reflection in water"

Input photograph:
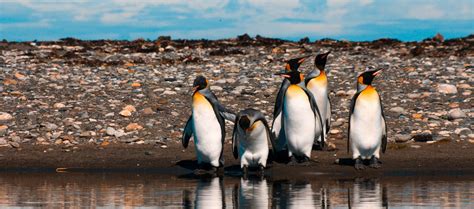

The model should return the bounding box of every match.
[182,76,236,174]
[232,108,275,176]
[275,70,324,163]
[348,70,387,170]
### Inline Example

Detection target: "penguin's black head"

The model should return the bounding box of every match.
[315,51,330,71]
[358,69,381,85]
[277,70,304,84]
[239,115,251,130]
[285,56,307,72]
[193,75,208,92]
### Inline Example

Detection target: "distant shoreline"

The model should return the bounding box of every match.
[2,33,472,44]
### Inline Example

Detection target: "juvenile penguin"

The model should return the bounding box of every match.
[305,51,331,149]
[232,108,275,175]
[271,56,308,156]
[182,76,236,172]
[348,69,387,170]
[277,70,324,162]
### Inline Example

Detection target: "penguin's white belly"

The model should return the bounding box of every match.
[308,85,330,141]
[283,86,316,157]
[308,85,328,122]
[271,113,281,137]
[350,98,383,158]
[192,95,222,166]
[240,121,269,167]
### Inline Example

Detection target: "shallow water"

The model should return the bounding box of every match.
[0,173,472,208]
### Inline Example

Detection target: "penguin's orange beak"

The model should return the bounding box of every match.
[373,70,382,76]
[191,86,198,93]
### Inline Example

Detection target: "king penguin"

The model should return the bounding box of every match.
[271,56,308,158]
[276,70,324,163]
[182,75,236,173]
[348,69,387,170]
[232,108,275,176]
[305,51,331,149]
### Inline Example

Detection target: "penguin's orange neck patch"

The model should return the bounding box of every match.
[246,120,261,132]
[307,71,327,89]
[359,85,379,100]
[192,92,211,107]
[287,84,306,99]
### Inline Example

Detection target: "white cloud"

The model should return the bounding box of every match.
[5,0,474,40]
[407,4,444,20]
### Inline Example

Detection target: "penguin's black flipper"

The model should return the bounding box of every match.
[182,115,193,148]
[206,90,236,122]
[348,91,362,153]
[380,97,387,153]
[273,79,290,119]
[302,86,325,147]
[231,114,240,159]
[326,95,332,134]
[256,114,277,158]
[272,80,290,153]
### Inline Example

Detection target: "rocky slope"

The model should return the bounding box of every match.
[0,34,472,152]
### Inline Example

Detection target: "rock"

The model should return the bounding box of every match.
[433,33,444,42]
[15,72,27,80]
[413,133,433,142]
[437,84,458,94]
[0,112,13,121]
[410,145,421,149]
[160,145,168,149]
[44,123,58,131]
[142,107,155,115]
[331,119,344,127]
[53,102,66,109]
[395,134,412,143]
[210,86,223,91]
[9,141,20,148]
[329,129,341,134]
[126,123,143,131]
[448,108,466,120]
[412,113,423,119]
[438,131,451,136]
[163,90,177,95]
[326,142,336,151]
[131,82,141,87]
[119,110,132,117]
[123,105,136,112]
[389,107,405,114]
[0,138,7,145]
[106,127,117,136]
[454,128,471,136]
[0,125,7,136]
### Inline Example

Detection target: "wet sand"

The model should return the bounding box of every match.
[0,139,472,178]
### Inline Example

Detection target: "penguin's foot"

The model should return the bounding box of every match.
[288,156,298,166]
[312,141,325,151]
[369,156,382,169]
[354,157,366,170]
[299,156,311,166]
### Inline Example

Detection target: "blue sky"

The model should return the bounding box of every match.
[0,0,473,41]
